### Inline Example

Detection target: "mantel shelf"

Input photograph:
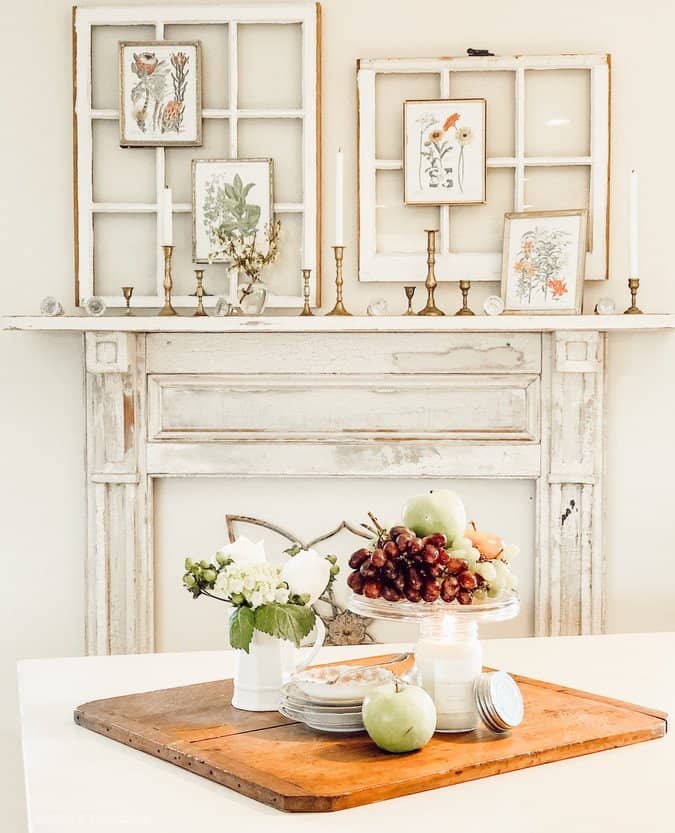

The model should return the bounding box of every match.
[1,314,674,334]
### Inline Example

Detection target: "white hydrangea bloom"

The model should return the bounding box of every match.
[214,561,289,609]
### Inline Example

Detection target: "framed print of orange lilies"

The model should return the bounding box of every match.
[500,209,587,314]
[403,98,486,205]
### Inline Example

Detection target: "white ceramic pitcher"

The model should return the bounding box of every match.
[232,618,326,711]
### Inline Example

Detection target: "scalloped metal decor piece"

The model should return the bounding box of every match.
[225,514,376,646]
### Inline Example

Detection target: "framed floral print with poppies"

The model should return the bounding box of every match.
[403,98,486,205]
[501,209,587,315]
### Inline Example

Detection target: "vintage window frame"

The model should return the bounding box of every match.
[73,3,321,310]
[357,54,610,283]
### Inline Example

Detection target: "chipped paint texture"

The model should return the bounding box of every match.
[85,329,605,654]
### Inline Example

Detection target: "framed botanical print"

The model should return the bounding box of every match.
[501,209,587,314]
[192,158,274,263]
[119,41,202,147]
[404,98,486,205]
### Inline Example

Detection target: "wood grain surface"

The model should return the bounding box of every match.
[74,654,667,812]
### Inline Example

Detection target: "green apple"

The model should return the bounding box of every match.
[401,489,467,545]
[362,682,437,753]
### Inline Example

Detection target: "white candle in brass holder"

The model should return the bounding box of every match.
[326,246,352,316]
[455,280,475,316]
[300,269,313,316]
[418,229,444,316]
[623,278,643,314]
[193,269,208,317]
[158,245,178,316]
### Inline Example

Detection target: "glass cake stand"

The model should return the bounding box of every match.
[347,591,520,732]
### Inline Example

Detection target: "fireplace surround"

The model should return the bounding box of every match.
[3,313,674,654]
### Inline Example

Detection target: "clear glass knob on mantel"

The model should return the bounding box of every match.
[348,591,519,732]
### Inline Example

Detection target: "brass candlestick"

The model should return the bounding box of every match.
[121,286,134,315]
[404,286,417,315]
[158,245,178,316]
[300,269,313,316]
[623,278,643,314]
[418,229,444,316]
[455,279,475,316]
[326,246,352,316]
[193,269,207,316]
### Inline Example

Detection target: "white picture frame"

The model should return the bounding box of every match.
[404,98,486,205]
[192,158,273,263]
[119,41,202,147]
[357,54,610,284]
[73,4,321,311]
[501,209,587,315]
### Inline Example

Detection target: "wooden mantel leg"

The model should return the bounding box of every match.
[536,331,606,636]
[84,332,152,655]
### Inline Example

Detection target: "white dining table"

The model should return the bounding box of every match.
[18,633,674,833]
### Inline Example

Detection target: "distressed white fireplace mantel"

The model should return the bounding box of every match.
[3,313,674,654]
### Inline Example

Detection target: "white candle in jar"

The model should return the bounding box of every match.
[335,148,344,246]
[415,619,482,732]
[160,187,173,246]
[629,169,639,278]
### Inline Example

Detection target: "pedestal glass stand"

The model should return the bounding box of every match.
[348,591,519,732]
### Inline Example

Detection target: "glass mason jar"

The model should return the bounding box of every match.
[415,615,482,732]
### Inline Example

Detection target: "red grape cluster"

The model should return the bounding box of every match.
[347,525,484,606]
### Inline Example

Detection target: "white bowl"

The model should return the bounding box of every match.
[293,664,394,703]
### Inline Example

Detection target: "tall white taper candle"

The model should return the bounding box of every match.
[160,187,173,246]
[335,148,344,246]
[629,169,639,278]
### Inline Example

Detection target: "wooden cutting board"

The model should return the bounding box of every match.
[74,654,667,813]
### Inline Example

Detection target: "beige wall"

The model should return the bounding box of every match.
[2,0,675,829]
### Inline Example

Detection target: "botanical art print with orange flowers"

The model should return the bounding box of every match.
[501,210,587,314]
[404,99,486,205]
[512,227,571,304]
[120,42,202,147]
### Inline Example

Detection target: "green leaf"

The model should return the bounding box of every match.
[229,606,255,653]
[254,603,316,648]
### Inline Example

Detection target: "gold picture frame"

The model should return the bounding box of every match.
[501,209,587,315]
[191,158,275,264]
[119,40,203,148]
[403,97,487,206]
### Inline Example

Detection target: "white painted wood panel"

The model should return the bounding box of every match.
[85,333,153,655]
[146,332,542,374]
[147,373,540,441]
[146,440,542,478]
[80,326,608,654]
[4,315,674,333]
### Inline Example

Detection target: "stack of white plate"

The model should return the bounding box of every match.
[279,664,396,734]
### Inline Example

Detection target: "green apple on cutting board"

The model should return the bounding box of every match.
[401,489,467,546]
[362,682,437,753]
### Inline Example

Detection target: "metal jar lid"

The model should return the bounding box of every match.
[474,671,524,733]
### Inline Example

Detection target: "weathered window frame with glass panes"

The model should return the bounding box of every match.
[73,4,320,310]
[357,55,610,283]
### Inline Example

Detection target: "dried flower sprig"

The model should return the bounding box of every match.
[209,220,282,282]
